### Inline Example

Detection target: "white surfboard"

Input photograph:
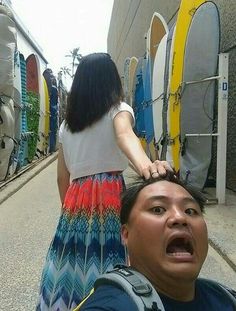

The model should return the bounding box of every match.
[36,69,46,158]
[0,5,17,181]
[8,50,22,176]
[165,25,176,167]
[152,33,168,156]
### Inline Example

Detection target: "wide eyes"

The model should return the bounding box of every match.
[185,207,200,216]
[150,206,200,216]
[151,206,166,215]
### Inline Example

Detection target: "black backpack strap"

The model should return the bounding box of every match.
[199,278,236,309]
[95,265,165,311]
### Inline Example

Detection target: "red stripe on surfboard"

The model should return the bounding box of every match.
[26,54,39,93]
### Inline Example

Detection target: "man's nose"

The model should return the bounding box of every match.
[167,206,187,227]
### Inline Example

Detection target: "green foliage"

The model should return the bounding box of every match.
[26,91,40,162]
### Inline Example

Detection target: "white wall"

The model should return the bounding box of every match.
[16,31,47,73]
[2,0,48,73]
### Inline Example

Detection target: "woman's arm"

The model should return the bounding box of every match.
[113,111,172,179]
[57,143,70,204]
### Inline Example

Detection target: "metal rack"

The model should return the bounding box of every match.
[184,53,229,204]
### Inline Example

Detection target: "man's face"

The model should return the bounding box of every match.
[121,181,208,283]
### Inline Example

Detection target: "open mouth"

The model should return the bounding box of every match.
[166,237,193,256]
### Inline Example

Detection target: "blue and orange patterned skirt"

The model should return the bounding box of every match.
[36,172,127,311]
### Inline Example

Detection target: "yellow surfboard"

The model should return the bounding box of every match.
[169,0,205,171]
[37,76,50,156]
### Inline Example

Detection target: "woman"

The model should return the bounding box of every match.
[37,53,171,311]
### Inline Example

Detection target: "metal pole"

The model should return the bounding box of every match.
[185,133,218,137]
[216,53,229,204]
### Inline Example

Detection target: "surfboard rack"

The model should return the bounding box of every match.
[182,53,229,204]
[184,133,218,137]
[182,75,221,86]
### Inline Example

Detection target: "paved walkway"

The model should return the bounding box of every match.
[0,156,60,310]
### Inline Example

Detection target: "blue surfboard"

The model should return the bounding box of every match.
[19,53,28,167]
[133,57,145,138]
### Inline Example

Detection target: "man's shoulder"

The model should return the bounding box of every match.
[196,278,236,310]
[79,284,137,311]
[78,271,236,311]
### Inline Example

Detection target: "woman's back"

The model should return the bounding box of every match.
[60,102,134,180]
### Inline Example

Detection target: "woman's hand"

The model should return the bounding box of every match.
[57,144,70,204]
[142,160,173,180]
[113,111,173,180]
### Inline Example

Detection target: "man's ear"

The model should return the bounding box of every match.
[121,224,129,246]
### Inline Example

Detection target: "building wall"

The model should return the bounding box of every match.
[16,31,47,72]
[3,0,48,71]
[107,0,236,191]
[108,0,180,75]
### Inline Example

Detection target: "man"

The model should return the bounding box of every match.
[77,172,236,310]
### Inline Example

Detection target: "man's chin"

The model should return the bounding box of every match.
[164,263,201,281]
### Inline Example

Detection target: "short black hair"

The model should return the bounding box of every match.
[65,52,124,132]
[120,171,206,225]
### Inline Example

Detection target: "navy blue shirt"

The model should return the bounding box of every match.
[79,279,235,311]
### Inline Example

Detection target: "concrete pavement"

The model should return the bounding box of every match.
[0,157,60,310]
[0,153,58,205]
[0,156,235,310]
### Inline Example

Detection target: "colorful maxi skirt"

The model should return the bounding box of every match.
[36,172,127,311]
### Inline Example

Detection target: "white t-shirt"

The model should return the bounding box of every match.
[59,102,134,180]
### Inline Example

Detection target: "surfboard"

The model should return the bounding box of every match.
[148,13,169,75]
[26,54,40,162]
[133,57,145,133]
[152,20,169,158]
[144,12,168,160]
[36,73,46,158]
[152,33,168,157]
[43,68,53,95]
[49,85,59,153]
[127,56,138,107]
[123,57,130,104]
[43,77,50,154]
[18,53,28,167]
[168,0,206,172]
[162,24,176,165]
[143,55,155,160]
[8,50,22,176]
[0,5,17,181]
[179,1,220,189]
[133,57,147,152]
[43,68,59,153]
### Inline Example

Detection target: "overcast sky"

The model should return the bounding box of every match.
[11,0,114,77]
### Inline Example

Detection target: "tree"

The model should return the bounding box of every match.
[65,47,82,77]
[59,66,72,78]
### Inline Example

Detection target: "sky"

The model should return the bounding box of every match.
[11,0,114,81]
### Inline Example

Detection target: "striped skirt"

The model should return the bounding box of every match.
[36,172,127,311]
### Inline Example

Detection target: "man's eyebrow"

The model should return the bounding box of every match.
[146,196,198,204]
[181,197,199,204]
[147,195,169,202]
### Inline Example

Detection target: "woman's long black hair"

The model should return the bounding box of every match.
[65,53,124,132]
